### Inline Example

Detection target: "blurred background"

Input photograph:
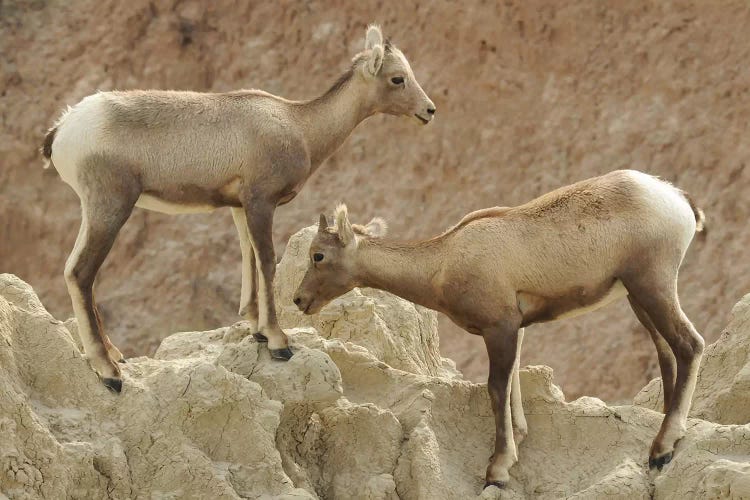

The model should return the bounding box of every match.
[2,0,749,402]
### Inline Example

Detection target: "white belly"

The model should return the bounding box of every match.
[135,194,218,215]
[556,280,628,321]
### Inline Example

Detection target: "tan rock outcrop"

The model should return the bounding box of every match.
[0,274,306,500]
[1,227,749,499]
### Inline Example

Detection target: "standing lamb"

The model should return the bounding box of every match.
[292,169,705,490]
[40,25,435,393]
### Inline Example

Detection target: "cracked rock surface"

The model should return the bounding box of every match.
[1,227,749,499]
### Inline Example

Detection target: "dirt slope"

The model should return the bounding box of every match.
[2,0,749,400]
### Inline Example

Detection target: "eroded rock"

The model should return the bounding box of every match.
[1,259,749,499]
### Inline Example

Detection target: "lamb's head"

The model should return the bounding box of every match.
[358,24,435,125]
[293,204,387,314]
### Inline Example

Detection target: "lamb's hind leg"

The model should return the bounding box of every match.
[628,295,677,412]
[231,208,263,342]
[65,173,139,393]
[623,278,704,470]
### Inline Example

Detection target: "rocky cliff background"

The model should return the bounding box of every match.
[2,0,750,401]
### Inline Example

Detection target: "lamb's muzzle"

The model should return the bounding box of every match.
[292,295,314,314]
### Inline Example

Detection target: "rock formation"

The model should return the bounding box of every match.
[1,227,749,499]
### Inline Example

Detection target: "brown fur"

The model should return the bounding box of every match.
[309,63,359,106]
[43,25,435,391]
[294,170,705,488]
[451,207,511,231]
[517,279,620,326]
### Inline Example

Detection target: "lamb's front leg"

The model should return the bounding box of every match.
[482,319,521,489]
[243,201,293,360]
[231,208,262,340]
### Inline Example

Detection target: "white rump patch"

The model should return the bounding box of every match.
[49,95,108,194]
[623,170,698,243]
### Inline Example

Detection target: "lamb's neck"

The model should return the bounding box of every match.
[294,70,374,169]
[354,239,445,312]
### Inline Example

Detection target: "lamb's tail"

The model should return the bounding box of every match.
[682,191,705,233]
[40,126,57,169]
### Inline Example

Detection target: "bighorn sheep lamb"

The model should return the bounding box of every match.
[40,25,435,393]
[293,169,705,490]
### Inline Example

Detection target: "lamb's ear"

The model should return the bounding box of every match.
[365,24,383,50]
[318,213,328,233]
[365,44,384,77]
[334,204,356,246]
[363,217,387,238]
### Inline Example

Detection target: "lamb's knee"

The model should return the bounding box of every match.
[64,261,93,290]
[64,262,76,286]
[690,329,706,356]
[258,259,276,281]
[690,332,705,356]
[676,327,704,363]
[64,260,83,289]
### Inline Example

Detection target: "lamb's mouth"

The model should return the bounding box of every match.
[415,114,430,125]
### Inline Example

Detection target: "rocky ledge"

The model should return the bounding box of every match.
[1,227,748,499]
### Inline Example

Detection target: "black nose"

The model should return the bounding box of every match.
[427,107,436,115]
[293,297,302,306]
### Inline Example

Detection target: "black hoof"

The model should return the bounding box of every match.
[102,377,122,393]
[253,332,268,343]
[118,358,128,364]
[484,481,506,490]
[270,347,294,361]
[649,452,672,471]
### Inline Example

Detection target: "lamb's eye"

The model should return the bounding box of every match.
[390,76,404,85]
[313,253,324,262]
